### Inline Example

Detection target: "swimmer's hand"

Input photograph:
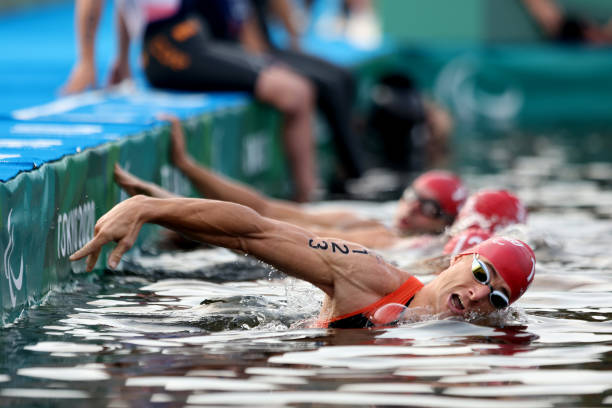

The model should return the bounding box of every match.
[156,114,189,168]
[70,196,147,272]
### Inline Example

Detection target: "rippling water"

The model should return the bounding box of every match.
[1,142,612,407]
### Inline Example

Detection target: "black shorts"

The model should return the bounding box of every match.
[143,13,269,92]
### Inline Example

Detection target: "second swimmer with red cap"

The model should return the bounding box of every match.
[114,116,467,250]
[70,196,536,329]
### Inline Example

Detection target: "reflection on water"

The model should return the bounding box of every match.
[1,137,612,407]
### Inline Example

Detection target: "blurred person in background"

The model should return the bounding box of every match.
[306,0,382,50]
[305,188,528,252]
[366,73,453,179]
[248,0,366,191]
[62,0,367,202]
[522,0,612,44]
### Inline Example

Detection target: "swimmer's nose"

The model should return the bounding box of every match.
[406,199,420,214]
[468,284,490,302]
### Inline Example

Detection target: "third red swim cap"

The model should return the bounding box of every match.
[454,190,527,233]
[443,228,491,256]
[460,237,536,304]
[412,170,467,218]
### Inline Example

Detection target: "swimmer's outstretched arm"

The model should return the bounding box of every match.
[163,115,380,230]
[70,196,399,300]
[114,161,395,248]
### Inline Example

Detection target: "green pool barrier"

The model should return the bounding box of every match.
[0,101,312,325]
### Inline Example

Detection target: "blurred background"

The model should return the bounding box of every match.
[377,0,612,176]
[1,0,612,192]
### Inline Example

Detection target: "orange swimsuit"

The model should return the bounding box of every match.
[317,276,424,329]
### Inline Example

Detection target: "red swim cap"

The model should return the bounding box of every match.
[460,237,536,304]
[443,228,492,256]
[455,190,527,233]
[412,170,467,218]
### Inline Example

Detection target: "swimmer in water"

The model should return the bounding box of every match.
[114,115,467,249]
[400,190,528,275]
[451,189,528,236]
[70,196,536,328]
[313,187,528,253]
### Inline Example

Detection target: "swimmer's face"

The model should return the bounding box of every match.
[432,254,512,317]
[393,188,451,235]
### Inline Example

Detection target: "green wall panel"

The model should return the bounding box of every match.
[0,103,291,325]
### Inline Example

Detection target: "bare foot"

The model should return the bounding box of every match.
[114,164,177,199]
[60,61,96,95]
[107,57,131,87]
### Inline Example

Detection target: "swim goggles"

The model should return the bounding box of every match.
[403,188,454,223]
[471,254,510,309]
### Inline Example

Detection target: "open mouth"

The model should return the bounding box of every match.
[450,294,465,313]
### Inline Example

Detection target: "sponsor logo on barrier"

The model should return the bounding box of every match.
[57,201,96,260]
[242,132,269,176]
[3,209,24,308]
[434,56,523,126]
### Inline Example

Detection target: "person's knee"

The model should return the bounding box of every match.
[272,73,315,114]
[255,67,315,114]
[287,76,315,113]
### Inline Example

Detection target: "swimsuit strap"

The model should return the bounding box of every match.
[318,276,424,328]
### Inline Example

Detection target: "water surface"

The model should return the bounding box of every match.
[1,140,612,407]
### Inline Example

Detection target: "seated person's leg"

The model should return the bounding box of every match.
[272,49,365,180]
[273,49,356,102]
[142,15,317,202]
[255,65,317,202]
